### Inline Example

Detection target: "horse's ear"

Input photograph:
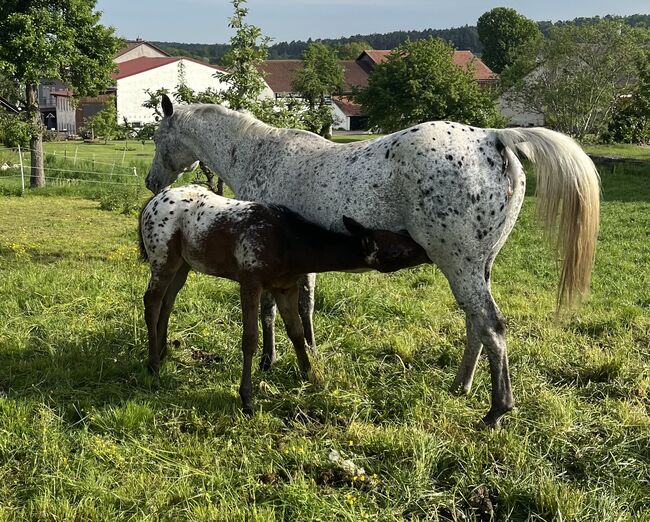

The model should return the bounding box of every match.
[343,216,367,237]
[161,94,174,118]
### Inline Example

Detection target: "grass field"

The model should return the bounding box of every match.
[0,146,649,520]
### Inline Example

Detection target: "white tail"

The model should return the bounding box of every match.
[495,127,601,308]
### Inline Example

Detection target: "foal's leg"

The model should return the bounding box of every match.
[144,266,179,374]
[239,281,262,415]
[448,273,513,426]
[272,286,312,378]
[298,273,317,352]
[260,291,277,371]
[156,262,191,361]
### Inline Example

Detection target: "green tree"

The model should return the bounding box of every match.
[0,0,121,188]
[504,21,650,139]
[335,41,372,60]
[356,38,503,133]
[477,7,542,74]
[84,97,118,144]
[606,50,650,144]
[218,0,270,112]
[293,43,344,136]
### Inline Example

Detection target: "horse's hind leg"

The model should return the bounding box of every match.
[260,291,277,371]
[298,274,317,353]
[156,262,191,361]
[272,286,312,379]
[448,273,513,426]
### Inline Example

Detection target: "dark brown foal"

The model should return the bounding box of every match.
[139,185,429,414]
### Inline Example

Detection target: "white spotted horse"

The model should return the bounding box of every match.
[145,94,600,425]
[139,185,429,414]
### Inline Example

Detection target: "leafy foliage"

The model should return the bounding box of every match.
[82,98,119,143]
[0,112,33,148]
[335,41,373,60]
[356,38,503,133]
[293,43,344,136]
[477,7,542,74]
[503,21,650,139]
[0,0,122,187]
[605,52,650,144]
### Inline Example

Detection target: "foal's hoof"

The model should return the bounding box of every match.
[242,403,254,416]
[259,353,276,372]
[480,406,513,428]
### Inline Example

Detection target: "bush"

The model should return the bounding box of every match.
[0,113,32,148]
[99,183,147,215]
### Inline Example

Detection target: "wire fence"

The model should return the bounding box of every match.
[0,143,154,191]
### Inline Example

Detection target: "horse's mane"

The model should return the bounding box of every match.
[174,103,278,138]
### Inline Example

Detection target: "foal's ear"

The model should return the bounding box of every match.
[161,94,174,118]
[342,216,367,237]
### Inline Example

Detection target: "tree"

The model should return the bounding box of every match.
[606,50,650,144]
[503,21,650,139]
[218,0,270,112]
[335,41,372,60]
[356,38,503,133]
[84,97,118,144]
[0,1,121,188]
[293,43,344,136]
[477,8,542,74]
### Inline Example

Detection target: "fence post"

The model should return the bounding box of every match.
[18,144,25,193]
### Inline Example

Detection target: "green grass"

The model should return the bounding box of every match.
[583,143,650,161]
[0,158,648,520]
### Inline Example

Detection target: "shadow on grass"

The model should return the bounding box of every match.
[0,329,242,429]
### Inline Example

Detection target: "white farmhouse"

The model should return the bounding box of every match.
[114,56,227,126]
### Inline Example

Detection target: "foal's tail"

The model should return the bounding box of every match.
[137,198,154,263]
[495,127,601,308]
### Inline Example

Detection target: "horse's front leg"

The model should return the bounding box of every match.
[260,291,277,371]
[298,273,317,353]
[272,285,312,379]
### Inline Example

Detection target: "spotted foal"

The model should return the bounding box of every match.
[139,185,428,414]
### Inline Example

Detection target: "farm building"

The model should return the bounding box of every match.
[257,49,498,131]
[40,40,228,134]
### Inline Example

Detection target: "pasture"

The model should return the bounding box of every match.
[0,147,648,520]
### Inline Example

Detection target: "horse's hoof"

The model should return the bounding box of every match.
[242,403,254,416]
[450,380,472,396]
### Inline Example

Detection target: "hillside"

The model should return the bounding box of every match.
[152,14,650,65]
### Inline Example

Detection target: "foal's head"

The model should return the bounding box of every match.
[343,216,430,273]
[145,94,199,194]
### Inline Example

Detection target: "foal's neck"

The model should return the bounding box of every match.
[281,213,368,274]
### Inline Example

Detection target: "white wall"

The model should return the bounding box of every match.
[331,102,350,131]
[116,59,228,125]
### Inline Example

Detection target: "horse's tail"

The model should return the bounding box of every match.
[494,127,601,308]
[138,198,154,263]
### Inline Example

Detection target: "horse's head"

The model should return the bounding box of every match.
[145,94,199,194]
[342,216,430,273]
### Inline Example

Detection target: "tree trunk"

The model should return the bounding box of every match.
[26,83,45,188]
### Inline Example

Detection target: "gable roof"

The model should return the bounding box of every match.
[114,56,226,80]
[358,49,497,82]
[115,40,171,60]
[332,96,364,117]
[257,59,370,94]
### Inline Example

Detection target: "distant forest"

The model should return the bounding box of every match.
[152,14,650,65]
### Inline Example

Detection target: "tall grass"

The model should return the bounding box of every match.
[0,148,648,520]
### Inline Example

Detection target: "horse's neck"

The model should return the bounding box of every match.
[181,109,261,196]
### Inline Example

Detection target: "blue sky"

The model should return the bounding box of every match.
[95,0,649,44]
